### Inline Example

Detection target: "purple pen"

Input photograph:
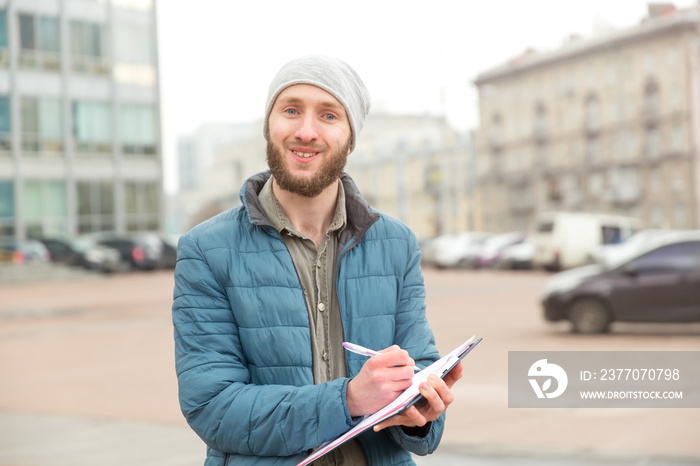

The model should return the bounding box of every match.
[342,341,380,357]
[342,342,420,371]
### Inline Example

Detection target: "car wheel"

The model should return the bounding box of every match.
[569,298,611,334]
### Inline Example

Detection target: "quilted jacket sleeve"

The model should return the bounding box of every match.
[172,233,358,457]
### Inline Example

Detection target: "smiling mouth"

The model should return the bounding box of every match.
[292,150,318,158]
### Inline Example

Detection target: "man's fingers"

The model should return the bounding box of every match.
[426,374,454,408]
[373,406,425,432]
[442,361,463,389]
[421,379,447,413]
[375,348,415,369]
[378,345,400,354]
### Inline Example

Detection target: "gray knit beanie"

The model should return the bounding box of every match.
[263,55,371,151]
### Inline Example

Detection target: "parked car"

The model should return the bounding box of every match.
[478,232,526,268]
[95,233,164,271]
[418,236,441,267]
[532,211,639,271]
[0,238,52,264]
[35,236,121,273]
[72,236,121,273]
[541,230,700,334]
[432,232,493,269]
[587,229,677,266]
[493,236,534,270]
[34,237,78,265]
[159,234,180,269]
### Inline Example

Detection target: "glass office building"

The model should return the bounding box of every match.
[0,0,162,239]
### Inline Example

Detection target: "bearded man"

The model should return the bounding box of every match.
[172,55,463,466]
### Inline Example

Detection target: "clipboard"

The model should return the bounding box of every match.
[399,336,482,413]
[296,336,483,466]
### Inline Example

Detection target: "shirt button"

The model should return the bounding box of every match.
[323,350,329,361]
[318,302,326,312]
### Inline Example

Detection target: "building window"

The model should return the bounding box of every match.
[114,25,156,86]
[587,136,602,164]
[0,10,8,67]
[670,85,682,112]
[588,171,604,199]
[613,130,625,161]
[610,167,640,203]
[561,173,583,207]
[585,94,601,134]
[490,114,503,150]
[644,52,655,74]
[643,80,660,123]
[649,168,661,191]
[535,104,547,141]
[667,46,679,68]
[21,97,63,153]
[546,178,561,203]
[671,124,684,152]
[536,144,548,168]
[70,20,109,76]
[125,181,159,231]
[77,181,114,233]
[23,180,67,237]
[18,13,60,71]
[624,131,639,160]
[645,127,661,159]
[0,95,10,152]
[509,183,532,212]
[0,180,14,237]
[72,101,112,154]
[119,104,158,155]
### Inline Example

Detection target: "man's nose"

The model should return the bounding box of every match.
[294,114,319,142]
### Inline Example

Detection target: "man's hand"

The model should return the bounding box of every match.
[372,361,463,432]
[346,345,416,417]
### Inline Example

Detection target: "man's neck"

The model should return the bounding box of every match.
[271,178,340,249]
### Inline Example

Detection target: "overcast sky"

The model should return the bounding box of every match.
[156,0,698,192]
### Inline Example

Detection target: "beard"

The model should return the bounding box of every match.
[266,138,351,198]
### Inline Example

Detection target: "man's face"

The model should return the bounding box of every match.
[266,84,352,198]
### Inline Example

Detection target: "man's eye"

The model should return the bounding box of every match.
[286,109,298,115]
[323,114,336,120]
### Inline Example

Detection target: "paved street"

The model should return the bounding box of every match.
[0,267,699,465]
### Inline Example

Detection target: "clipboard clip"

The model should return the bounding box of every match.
[436,354,459,378]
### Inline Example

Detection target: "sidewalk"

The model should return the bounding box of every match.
[0,411,202,466]
[1,411,698,466]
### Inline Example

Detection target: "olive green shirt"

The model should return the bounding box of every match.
[258,177,368,466]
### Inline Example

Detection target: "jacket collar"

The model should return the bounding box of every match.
[240,170,380,243]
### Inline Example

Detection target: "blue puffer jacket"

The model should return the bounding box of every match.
[173,171,445,465]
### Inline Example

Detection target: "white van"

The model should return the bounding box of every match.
[531,212,639,271]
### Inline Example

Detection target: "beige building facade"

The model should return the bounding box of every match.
[473,5,700,233]
[348,113,475,240]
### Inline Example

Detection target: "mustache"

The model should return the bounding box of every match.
[284,142,327,152]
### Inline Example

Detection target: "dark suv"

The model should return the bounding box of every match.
[96,233,164,271]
